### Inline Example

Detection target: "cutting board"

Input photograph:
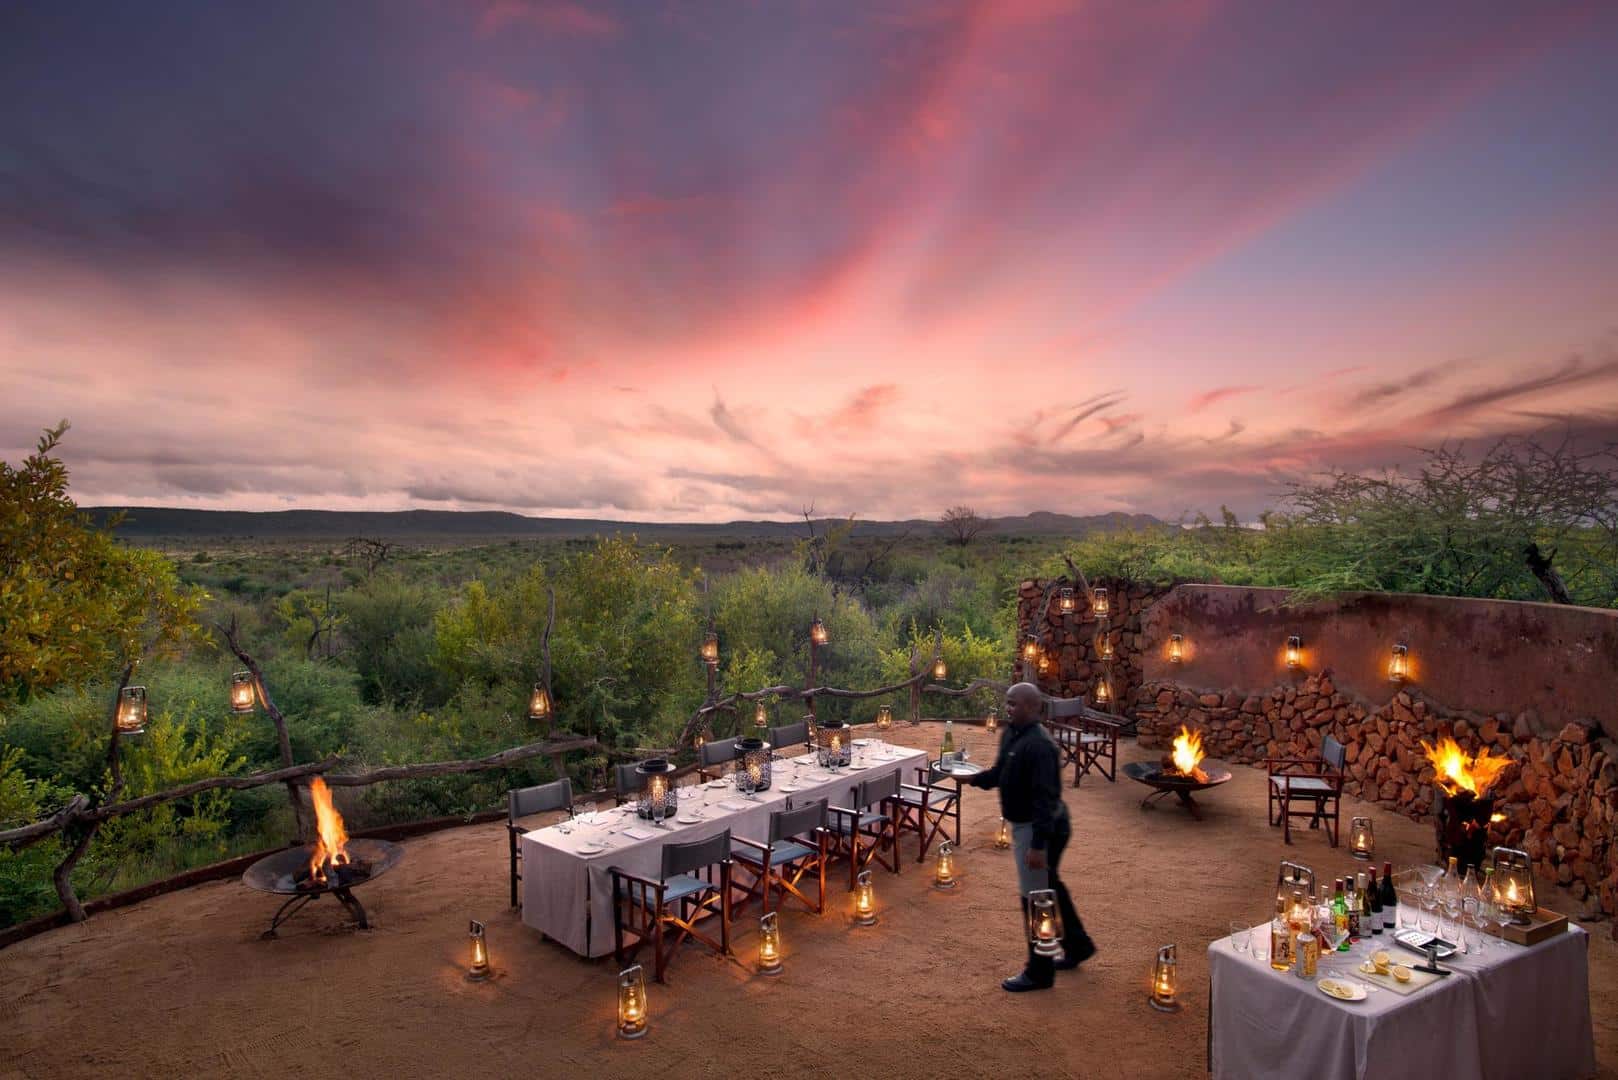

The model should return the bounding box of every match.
[1348,960,1442,996]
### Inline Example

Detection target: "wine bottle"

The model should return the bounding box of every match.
[1367,867,1383,934]
[940,720,956,765]
[1270,897,1294,972]
[1379,861,1397,932]
[1358,871,1375,937]
[1345,874,1360,940]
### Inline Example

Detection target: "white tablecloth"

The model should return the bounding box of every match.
[1209,921,1595,1080]
[521,743,929,957]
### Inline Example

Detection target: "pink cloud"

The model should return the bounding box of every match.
[1186,386,1262,413]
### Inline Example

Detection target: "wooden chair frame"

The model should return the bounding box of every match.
[895,763,961,863]
[507,777,572,909]
[697,737,740,782]
[732,805,831,917]
[611,841,735,984]
[828,774,901,891]
[1047,700,1119,787]
[1266,735,1346,846]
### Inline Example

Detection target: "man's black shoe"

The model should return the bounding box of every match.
[1053,940,1097,970]
[1001,972,1055,992]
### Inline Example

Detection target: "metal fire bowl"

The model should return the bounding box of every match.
[1122,760,1234,794]
[241,838,403,896]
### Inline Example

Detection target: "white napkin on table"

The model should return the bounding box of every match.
[716,799,752,812]
[621,826,658,841]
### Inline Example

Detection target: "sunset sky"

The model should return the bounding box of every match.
[4,0,1618,522]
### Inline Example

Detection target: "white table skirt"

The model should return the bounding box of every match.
[521,744,929,957]
[1209,921,1595,1080]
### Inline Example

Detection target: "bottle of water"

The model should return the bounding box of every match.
[940,720,956,766]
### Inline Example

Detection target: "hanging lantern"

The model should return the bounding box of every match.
[230,671,256,714]
[932,655,948,680]
[700,630,720,667]
[1021,636,1040,662]
[467,919,492,981]
[634,760,678,821]
[933,840,958,890]
[875,704,893,732]
[984,709,999,735]
[994,818,1012,850]
[1091,587,1110,618]
[816,718,851,769]
[116,686,148,736]
[1059,587,1076,614]
[1349,817,1374,861]
[1167,633,1184,664]
[1096,633,1114,661]
[1149,944,1181,1012]
[1388,643,1410,683]
[527,684,553,722]
[1286,635,1303,670]
[1037,652,1052,676]
[1490,846,1536,924]
[809,617,829,646]
[853,870,878,926]
[694,729,707,751]
[753,700,768,729]
[757,911,783,975]
[1028,889,1062,957]
[1093,678,1111,705]
[617,965,648,1039]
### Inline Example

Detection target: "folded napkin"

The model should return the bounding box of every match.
[716,799,752,812]
[621,826,658,841]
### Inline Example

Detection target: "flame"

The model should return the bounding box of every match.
[1421,736,1512,797]
[1170,726,1208,782]
[307,777,350,883]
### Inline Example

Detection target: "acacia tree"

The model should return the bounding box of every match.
[1,422,206,703]
[939,505,990,547]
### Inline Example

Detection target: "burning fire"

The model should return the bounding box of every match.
[307,777,350,884]
[1421,736,1513,798]
[1170,726,1208,782]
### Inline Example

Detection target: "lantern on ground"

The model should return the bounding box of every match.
[116,686,148,736]
[467,919,491,981]
[984,709,999,735]
[1096,634,1114,661]
[634,759,678,821]
[527,684,553,722]
[1388,643,1410,683]
[994,819,1012,850]
[700,630,720,667]
[817,718,851,769]
[932,655,948,680]
[1491,846,1536,924]
[875,704,893,732]
[1029,889,1062,956]
[1091,587,1110,618]
[1285,635,1303,670]
[617,965,648,1039]
[1167,633,1184,664]
[1093,678,1111,705]
[230,671,256,714]
[933,840,957,890]
[1059,587,1076,614]
[1149,944,1181,1012]
[853,870,878,925]
[809,617,829,646]
[1349,817,1374,861]
[758,911,783,975]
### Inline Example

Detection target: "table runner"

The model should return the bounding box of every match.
[521,743,929,957]
[1208,921,1594,1080]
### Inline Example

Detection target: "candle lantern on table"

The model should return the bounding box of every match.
[1028,889,1062,956]
[994,818,1011,850]
[526,684,553,722]
[1274,859,1315,911]
[736,737,773,792]
[933,840,958,890]
[1059,586,1076,614]
[875,704,893,732]
[230,671,257,714]
[1285,635,1303,670]
[1490,846,1536,924]
[116,686,148,736]
[817,718,851,769]
[757,912,783,975]
[1149,944,1181,1012]
[1349,816,1374,860]
[467,919,491,981]
[853,870,878,925]
[634,759,679,821]
[617,965,648,1038]
[1091,587,1110,618]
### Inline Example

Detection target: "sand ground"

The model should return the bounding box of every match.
[2,723,1613,1080]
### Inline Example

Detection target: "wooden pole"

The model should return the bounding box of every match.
[52,665,133,922]
[220,617,306,840]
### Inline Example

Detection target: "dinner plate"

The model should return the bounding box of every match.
[1317,977,1367,1002]
[704,780,729,789]
[675,814,703,825]
[575,841,607,855]
[777,784,800,793]
[853,739,871,747]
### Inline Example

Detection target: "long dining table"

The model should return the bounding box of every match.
[521,740,930,957]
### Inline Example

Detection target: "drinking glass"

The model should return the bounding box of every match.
[1490,898,1511,946]
[1463,896,1486,952]
[1229,921,1251,953]
[1419,889,1439,934]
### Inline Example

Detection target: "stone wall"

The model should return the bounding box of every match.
[1014,577,1175,712]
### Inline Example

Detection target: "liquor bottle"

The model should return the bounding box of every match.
[1379,861,1398,933]
[1441,855,1460,905]
[1345,874,1361,940]
[1331,878,1349,951]
[1270,897,1295,972]
[1367,867,1383,934]
[1359,871,1375,936]
[940,721,956,765]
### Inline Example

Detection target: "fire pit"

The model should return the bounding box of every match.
[1123,726,1232,820]
[1424,735,1512,873]
[241,777,403,938]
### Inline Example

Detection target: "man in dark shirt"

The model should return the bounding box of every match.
[968,682,1096,991]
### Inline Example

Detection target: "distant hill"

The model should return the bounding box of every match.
[83,507,1163,544]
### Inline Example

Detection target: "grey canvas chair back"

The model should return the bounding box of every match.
[700,737,740,769]
[615,762,642,799]
[1047,696,1085,720]
[1322,734,1347,772]
[857,770,899,808]
[509,777,572,823]
[769,720,809,752]
[770,799,827,844]
[662,828,731,880]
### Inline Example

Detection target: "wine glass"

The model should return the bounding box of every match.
[1418,886,1440,934]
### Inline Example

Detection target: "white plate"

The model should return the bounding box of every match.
[853,739,871,747]
[1317,977,1368,1002]
[777,784,800,793]
[675,814,703,825]
[575,841,607,855]
[704,780,728,789]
